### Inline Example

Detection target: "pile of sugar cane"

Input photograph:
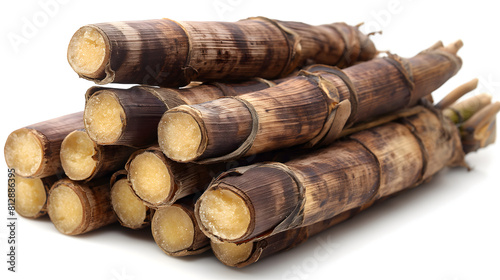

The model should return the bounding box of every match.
[4,17,500,267]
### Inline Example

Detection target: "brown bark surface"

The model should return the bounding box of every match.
[125,146,215,208]
[196,104,466,243]
[5,112,84,178]
[72,18,376,86]
[163,43,462,163]
[48,177,117,235]
[84,77,276,147]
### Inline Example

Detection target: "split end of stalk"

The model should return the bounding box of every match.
[443,39,464,55]
[461,102,500,153]
[443,93,493,125]
[60,130,98,181]
[436,78,479,109]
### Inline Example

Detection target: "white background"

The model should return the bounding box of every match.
[1,0,499,279]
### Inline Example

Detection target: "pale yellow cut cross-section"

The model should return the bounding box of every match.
[158,112,202,162]
[198,188,251,240]
[15,177,46,218]
[48,185,84,235]
[111,178,147,228]
[60,131,97,181]
[4,128,43,177]
[67,26,108,78]
[152,206,195,253]
[128,152,171,205]
[84,91,125,144]
[211,240,254,266]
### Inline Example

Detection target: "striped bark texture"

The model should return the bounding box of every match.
[68,17,376,87]
[213,101,500,268]
[48,177,117,235]
[4,112,84,178]
[195,103,467,243]
[125,146,216,208]
[84,77,277,147]
[61,130,137,181]
[160,42,462,163]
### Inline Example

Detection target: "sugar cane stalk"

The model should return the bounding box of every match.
[47,177,116,235]
[4,112,84,178]
[60,130,137,181]
[211,97,499,267]
[151,196,210,257]
[195,100,468,243]
[159,41,462,163]
[125,146,216,208]
[211,206,361,267]
[67,17,376,87]
[84,78,277,147]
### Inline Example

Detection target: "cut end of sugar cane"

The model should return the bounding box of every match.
[198,187,251,241]
[84,91,125,144]
[15,177,47,218]
[128,152,172,205]
[60,131,98,181]
[211,240,254,266]
[158,111,202,162]
[4,128,44,177]
[152,206,195,253]
[48,184,84,235]
[110,178,148,229]
[67,26,109,79]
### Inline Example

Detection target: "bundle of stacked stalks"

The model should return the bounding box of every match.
[3,16,499,267]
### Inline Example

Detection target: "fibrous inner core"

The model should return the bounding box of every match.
[67,26,107,78]
[84,91,125,144]
[48,184,83,235]
[15,177,46,218]
[158,112,202,162]
[4,128,43,177]
[60,130,97,181]
[128,152,171,205]
[198,187,251,240]
[152,206,195,253]
[111,178,147,228]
